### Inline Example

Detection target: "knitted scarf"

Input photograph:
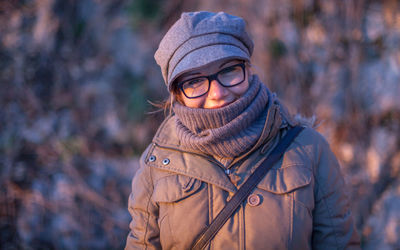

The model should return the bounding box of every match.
[173,75,281,158]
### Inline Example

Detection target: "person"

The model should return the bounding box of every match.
[125,11,360,249]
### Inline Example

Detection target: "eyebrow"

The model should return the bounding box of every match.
[179,61,239,79]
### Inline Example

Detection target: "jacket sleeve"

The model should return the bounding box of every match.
[311,133,360,250]
[125,147,161,250]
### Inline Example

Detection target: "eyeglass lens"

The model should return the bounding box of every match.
[181,64,245,98]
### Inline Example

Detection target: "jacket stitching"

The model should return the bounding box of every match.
[144,143,157,163]
[183,176,195,190]
[316,135,344,247]
[142,164,156,249]
[278,163,308,170]
[152,115,173,144]
[208,183,213,224]
[167,212,176,247]
[288,193,293,249]
[292,140,313,166]
[314,172,341,247]
[208,183,213,249]
[152,176,202,203]
[298,134,342,247]
[240,206,245,250]
[145,145,236,192]
[149,164,236,193]
[293,198,312,215]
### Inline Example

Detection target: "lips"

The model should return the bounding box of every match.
[206,99,236,109]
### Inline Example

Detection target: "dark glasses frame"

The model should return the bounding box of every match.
[177,62,246,99]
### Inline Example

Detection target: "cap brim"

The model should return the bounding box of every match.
[168,44,250,91]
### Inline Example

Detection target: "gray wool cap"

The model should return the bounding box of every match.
[154,11,254,91]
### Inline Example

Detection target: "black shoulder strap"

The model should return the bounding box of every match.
[191,126,304,250]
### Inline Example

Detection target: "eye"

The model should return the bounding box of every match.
[182,77,207,89]
[219,65,241,77]
[220,66,236,74]
[187,78,204,85]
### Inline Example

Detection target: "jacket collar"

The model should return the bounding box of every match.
[150,115,237,193]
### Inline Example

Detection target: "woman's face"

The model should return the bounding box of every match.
[174,59,250,109]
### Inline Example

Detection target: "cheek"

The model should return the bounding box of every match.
[231,80,249,96]
[181,94,205,108]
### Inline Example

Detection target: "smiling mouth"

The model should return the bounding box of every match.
[208,100,235,109]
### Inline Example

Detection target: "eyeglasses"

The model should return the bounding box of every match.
[177,62,246,99]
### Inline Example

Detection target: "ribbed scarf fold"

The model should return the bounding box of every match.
[173,75,277,158]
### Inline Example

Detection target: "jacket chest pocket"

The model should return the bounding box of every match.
[152,174,203,203]
[151,175,208,248]
[256,163,314,210]
[245,164,314,248]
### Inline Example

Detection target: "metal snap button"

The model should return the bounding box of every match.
[162,158,170,165]
[148,155,156,162]
[247,194,261,207]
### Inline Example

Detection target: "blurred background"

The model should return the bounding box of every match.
[0,0,399,249]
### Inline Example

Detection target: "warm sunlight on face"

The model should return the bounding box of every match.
[174,59,250,109]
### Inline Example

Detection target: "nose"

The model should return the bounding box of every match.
[208,79,228,100]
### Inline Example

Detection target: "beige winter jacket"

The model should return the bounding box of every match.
[125,115,360,249]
